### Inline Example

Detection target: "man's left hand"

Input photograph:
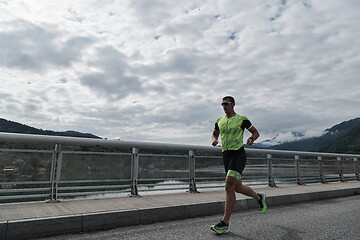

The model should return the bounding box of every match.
[247,138,254,145]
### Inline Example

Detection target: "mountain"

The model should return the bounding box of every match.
[255,131,305,147]
[0,118,101,139]
[322,124,360,154]
[264,118,360,154]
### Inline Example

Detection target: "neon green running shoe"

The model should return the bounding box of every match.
[210,221,229,234]
[258,192,267,213]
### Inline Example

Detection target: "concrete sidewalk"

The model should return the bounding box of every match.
[1,181,360,240]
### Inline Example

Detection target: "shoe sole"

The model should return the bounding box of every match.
[210,226,229,234]
[260,192,267,213]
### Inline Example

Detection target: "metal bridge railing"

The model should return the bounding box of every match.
[0,132,359,203]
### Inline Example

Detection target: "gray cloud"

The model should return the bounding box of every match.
[137,50,200,76]
[79,46,143,100]
[127,0,173,28]
[134,48,223,81]
[0,20,94,72]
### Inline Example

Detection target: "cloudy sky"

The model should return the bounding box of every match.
[0,0,359,146]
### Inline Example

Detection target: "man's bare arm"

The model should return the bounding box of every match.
[246,126,260,145]
[212,130,220,146]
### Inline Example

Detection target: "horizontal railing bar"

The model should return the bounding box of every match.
[242,183,266,186]
[58,184,131,191]
[194,183,225,186]
[62,151,132,156]
[247,149,360,158]
[196,176,225,179]
[59,179,130,184]
[272,180,297,183]
[195,156,223,159]
[271,158,306,161]
[195,181,224,184]
[138,183,187,187]
[274,181,297,184]
[139,153,189,158]
[0,181,51,185]
[58,185,131,191]
[274,176,296,181]
[1,132,359,158]
[138,178,188,181]
[0,194,49,200]
[301,177,319,180]
[320,160,346,162]
[197,185,224,189]
[0,132,220,152]
[58,190,130,197]
[242,177,268,179]
[0,188,51,193]
[0,148,53,153]
[138,186,190,192]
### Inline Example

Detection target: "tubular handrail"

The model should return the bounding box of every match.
[0,132,217,152]
[1,132,360,158]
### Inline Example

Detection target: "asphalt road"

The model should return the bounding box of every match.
[35,195,360,240]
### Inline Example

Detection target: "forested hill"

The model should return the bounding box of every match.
[0,118,101,139]
[321,123,360,154]
[269,118,360,154]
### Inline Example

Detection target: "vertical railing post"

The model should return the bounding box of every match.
[188,150,198,193]
[354,158,360,181]
[47,144,60,202]
[337,157,345,182]
[267,154,276,187]
[318,156,326,184]
[52,144,63,202]
[49,144,57,201]
[295,155,304,185]
[46,144,63,202]
[130,147,140,196]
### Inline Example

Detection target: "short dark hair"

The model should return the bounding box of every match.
[222,96,235,104]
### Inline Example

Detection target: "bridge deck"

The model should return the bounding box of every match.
[1,181,360,240]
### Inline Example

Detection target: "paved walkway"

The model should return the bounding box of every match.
[1,181,360,240]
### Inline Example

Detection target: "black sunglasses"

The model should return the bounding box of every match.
[221,102,232,106]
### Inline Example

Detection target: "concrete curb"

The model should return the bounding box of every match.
[0,222,6,240]
[1,187,359,240]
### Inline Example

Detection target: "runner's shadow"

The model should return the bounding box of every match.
[215,232,255,239]
[274,225,303,240]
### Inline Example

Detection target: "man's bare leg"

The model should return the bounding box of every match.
[222,177,263,224]
[235,180,260,200]
[222,176,237,224]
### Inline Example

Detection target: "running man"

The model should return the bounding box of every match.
[210,96,267,234]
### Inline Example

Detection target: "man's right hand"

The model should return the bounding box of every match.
[212,130,220,147]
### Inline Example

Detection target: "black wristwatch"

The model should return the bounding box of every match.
[249,137,255,142]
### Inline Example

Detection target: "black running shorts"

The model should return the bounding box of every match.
[223,147,247,178]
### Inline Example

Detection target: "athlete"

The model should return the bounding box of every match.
[210,96,267,234]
